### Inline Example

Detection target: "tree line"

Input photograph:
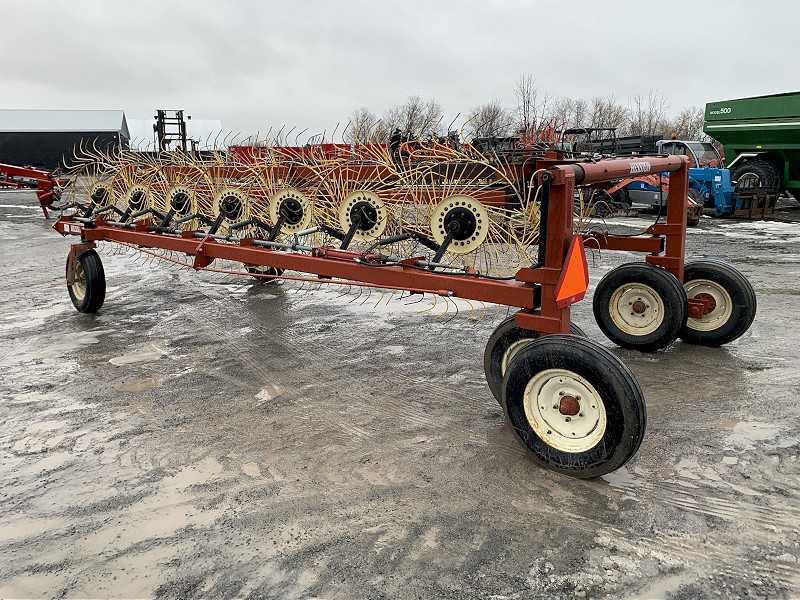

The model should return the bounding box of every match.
[340,73,707,146]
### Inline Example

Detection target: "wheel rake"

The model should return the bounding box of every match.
[53,136,757,478]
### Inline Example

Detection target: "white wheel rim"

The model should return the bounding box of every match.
[430,194,489,253]
[684,278,733,331]
[72,262,87,300]
[502,339,532,376]
[737,173,761,188]
[337,191,387,241]
[269,188,312,233]
[523,368,607,453]
[608,283,665,336]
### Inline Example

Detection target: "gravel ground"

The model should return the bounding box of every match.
[1,189,800,599]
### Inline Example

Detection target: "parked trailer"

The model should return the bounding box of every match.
[53,147,756,479]
[705,91,800,198]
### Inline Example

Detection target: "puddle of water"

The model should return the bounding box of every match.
[383,345,406,355]
[726,421,781,449]
[7,330,114,360]
[109,344,168,366]
[0,515,72,546]
[15,451,75,476]
[255,385,280,402]
[26,419,68,434]
[625,572,694,600]
[115,377,160,392]
[169,456,224,488]
[242,462,262,478]
[38,402,98,416]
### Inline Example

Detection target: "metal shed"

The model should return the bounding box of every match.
[0,109,129,169]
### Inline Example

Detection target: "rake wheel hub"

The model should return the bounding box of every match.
[170,191,191,215]
[443,206,478,241]
[279,198,304,225]
[350,201,379,231]
[220,195,244,221]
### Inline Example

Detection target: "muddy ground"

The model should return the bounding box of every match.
[1,189,800,599]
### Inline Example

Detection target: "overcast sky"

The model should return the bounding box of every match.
[2,0,797,142]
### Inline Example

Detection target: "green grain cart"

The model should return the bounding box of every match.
[704,91,800,199]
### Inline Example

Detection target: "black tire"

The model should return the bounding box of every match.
[613,187,632,208]
[731,159,780,189]
[246,265,284,282]
[66,249,105,313]
[679,259,757,346]
[501,335,646,478]
[593,263,688,352]
[484,317,587,404]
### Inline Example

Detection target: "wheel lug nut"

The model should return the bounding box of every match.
[552,405,558,410]
[565,417,571,422]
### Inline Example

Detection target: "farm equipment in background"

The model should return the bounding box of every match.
[0,162,68,219]
[583,132,778,219]
[705,91,800,200]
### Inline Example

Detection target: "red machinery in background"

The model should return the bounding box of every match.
[0,162,68,219]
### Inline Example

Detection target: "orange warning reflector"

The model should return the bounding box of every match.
[555,236,589,308]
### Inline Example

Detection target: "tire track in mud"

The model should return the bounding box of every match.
[607,463,800,527]
[638,531,800,591]
[527,502,800,594]
[181,280,496,439]
[596,471,800,590]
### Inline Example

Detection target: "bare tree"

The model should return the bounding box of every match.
[587,95,629,131]
[382,96,444,139]
[513,73,550,132]
[664,106,707,141]
[464,100,511,139]
[344,106,381,144]
[624,89,670,136]
[551,97,590,129]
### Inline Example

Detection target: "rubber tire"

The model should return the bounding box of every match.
[501,335,646,479]
[593,263,688,352]
[66,249,106,313]
[484,317,587,404]
[613,187,632,208]
[679,259,756,346]
[731,159,780,189]
[247,265,284,282]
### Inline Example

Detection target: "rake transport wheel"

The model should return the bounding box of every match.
[484,316,587,404]
[246,265,284,282]
[501,335,646,478]
[66,249,106,313]
[679,260,757,346]
[593,263,688,352]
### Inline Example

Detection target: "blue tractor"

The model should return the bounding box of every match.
[646,139,736,217]
[569,129,753,218]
